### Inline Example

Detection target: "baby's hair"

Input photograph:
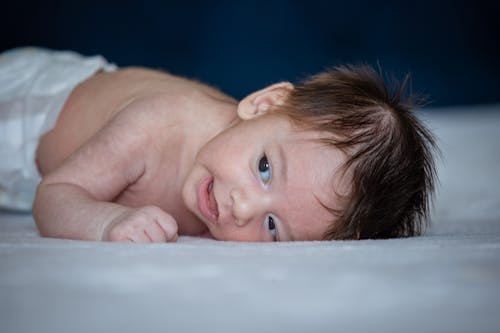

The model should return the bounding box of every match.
[274,65,438,239]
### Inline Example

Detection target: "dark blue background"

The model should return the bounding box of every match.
[2,0,499,106]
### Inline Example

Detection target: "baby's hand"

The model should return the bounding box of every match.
[104,206,179,243]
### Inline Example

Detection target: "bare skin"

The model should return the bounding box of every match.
[34,68,238,241]
[34,68,345,243]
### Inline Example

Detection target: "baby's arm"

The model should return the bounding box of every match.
[33,104,178,242]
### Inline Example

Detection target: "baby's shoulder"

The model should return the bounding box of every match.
[112,91,198,129]
[108,92,216,154]
[113,81,231,129]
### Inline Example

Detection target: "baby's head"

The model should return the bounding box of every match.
[272,65,438,240]
[183,65,437,241]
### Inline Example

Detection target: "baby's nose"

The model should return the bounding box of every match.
[230,188,265,227]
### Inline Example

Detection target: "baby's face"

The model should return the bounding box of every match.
[182,114,347,242]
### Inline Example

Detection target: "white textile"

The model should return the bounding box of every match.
[0,47,116,210]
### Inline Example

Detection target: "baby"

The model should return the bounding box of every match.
[0,47,437,242]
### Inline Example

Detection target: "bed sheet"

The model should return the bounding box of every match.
[1,104,500,333]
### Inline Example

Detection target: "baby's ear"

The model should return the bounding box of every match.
[237,82,294,120]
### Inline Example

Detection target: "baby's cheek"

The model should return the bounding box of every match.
[219,228,264,242]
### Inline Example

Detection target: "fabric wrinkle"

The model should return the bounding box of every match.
[0,47,116,211]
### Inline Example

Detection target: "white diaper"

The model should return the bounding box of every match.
[0,47,116,211]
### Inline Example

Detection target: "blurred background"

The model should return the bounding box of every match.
[1,0,499,106]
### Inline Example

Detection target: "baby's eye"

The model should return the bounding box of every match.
[258,155,271,183]
[265,216,278,241]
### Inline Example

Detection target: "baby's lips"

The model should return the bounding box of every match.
[197,175,219,223]
[208,180,219,219]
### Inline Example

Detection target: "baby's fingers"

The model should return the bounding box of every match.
[129,230,153,243]
[142,206,179,242]
[155,217,179,243]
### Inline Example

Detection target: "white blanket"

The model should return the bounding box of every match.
[1,104,499,333]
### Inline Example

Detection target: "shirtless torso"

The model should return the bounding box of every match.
[35,68,238,238]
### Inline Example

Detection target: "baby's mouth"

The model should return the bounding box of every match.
[198,176,219,223]
[207,179,219,219]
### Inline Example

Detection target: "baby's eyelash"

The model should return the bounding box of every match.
[266,215,278,241]
[258,154,271,183]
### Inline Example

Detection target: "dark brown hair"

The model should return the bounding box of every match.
[275,65,438,240]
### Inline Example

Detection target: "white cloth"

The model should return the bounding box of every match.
[0,47,116,211]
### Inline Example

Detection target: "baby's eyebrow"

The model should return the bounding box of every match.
[276,221,293,242]
[286,226,297,241]
[279,214,296,242]
[277,144,288,184]
[275,145,293,240]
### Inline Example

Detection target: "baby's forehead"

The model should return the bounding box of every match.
[282,136,348,207]
[285,131,346,169]
[281,173,339,241]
